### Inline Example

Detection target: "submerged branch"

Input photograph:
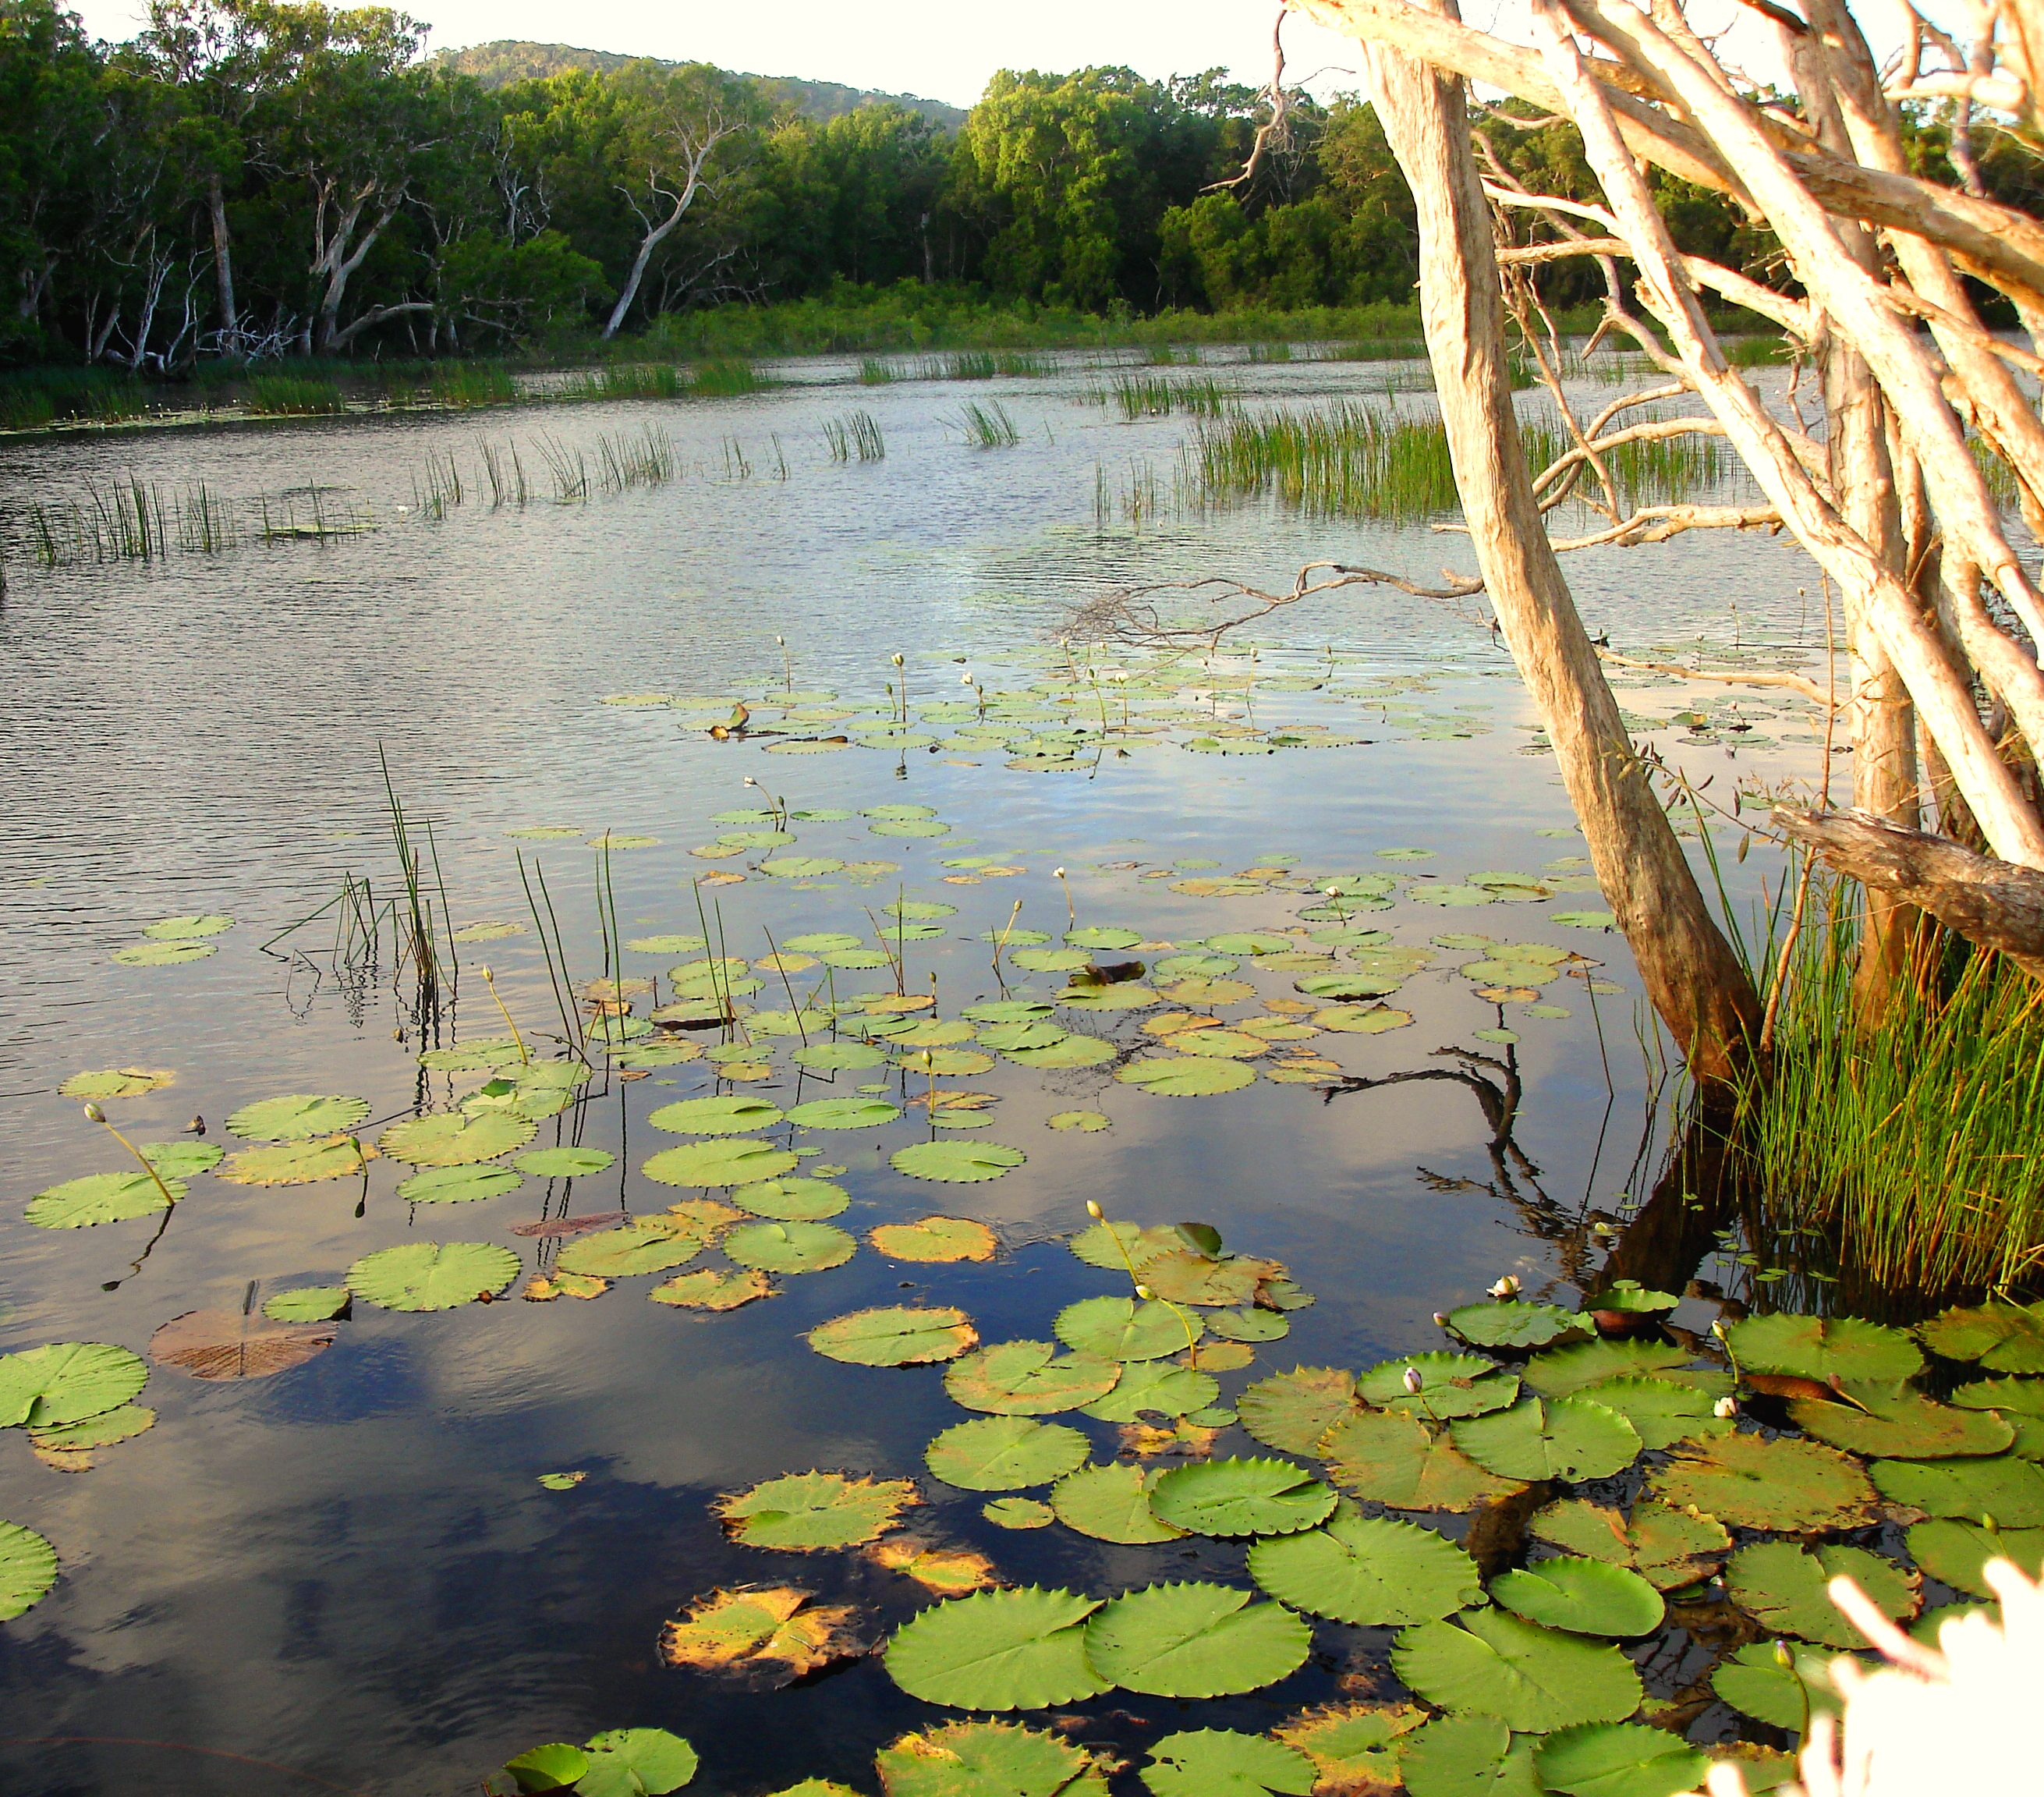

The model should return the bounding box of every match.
[1069,562,1490,647]
[1598,647,1833,704]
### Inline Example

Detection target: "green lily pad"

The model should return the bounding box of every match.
[1206,933,1291,955]
[984,1498,1056,1530]
[1116,1058,1258,1097]
[1238,1367,1360,1454]
[1726,1540,1918,1648]
[789,1041,890,1071]
[558,1222,704,1278]
[715,1469,919,1555]
[1007,1033,1117,1069]
[1951,1376,2044,1457]
[1711,1642,1852,1732]
[1359,1353,1518,1420]
[1054,1296,1203,1362]
[725,1221,856,1274]
[1067,926,1142,949]
[1532,1724,1706,1797]
[1085,1582,1312,1698]
[216,1135,368,1186]
[1522,1340,1705,1396]
[1322,1411,1528,1512]
[396,1164,523,1205]
[787,1097,902,1130]
[1058,984,1160,1012]
[1397,1714,1539,1797]
[1079,1359,1220,1423]
[137,1142,220,1180]
[1208,1307,1288,1343]
[1904,1517,2044,1596]
[0,1521,59,1620]
[1791,1383,2014,1459]
[734,1177,849,1220]
[1725,1313,1924,1383]
[261,1286,349,1323]
[577,1728,697,1797]
[1918,1300,2044,1372]
[377,1111,535,1167]
[1528,1500,1730,1590]
[346,1241,520,1310]
[1392,1610,1642,1731]
[650,1094,786,1135]
[875,1722,1108,1797]
[1648,1431,1877,1531]
[1444,1303,1585,1350]
[1872,1454,2044,1524]
[112,940,214,965]
[1049,1462,1188,1543]
[891,1140,1026,1183]
[926,1416,1091,1490]
[420,1039,525,1072]
[1489,1558,1664,1637]
[27,1401,156,1455]
[515,1147,614,1179]
[807,1306,976,1366]
[1451,1398,1642,1482]
[1248,1510,1485,1625]
[1150,1458,1336,1537]
[1571,1377,1731,1451]
[644,1140,801,1186]
[1068,1220,1179,1271]
[58,1067,175,1099]
[978,1021,1070,1053]
[946,1342,1121,1416]
[26,1171,180,1229]
[143,913,233,940]
[0,1342,148,1429]
[1142,1731,1316,1797]
[885,1587,1109,1709]
[1047,1110,1112,1133]
[225,1093,371,1141]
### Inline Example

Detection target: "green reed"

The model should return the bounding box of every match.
[412,449,464,519]
[432,363,521,408]
[1094,374,1238,420]
[1187,399,1466,522]
[246,374,345,416]
[478,440,530,508]
[593,424,676,491]
[692,358,763,396]
[823,411,885,461]
[955,399,1021,448]
[1731,893,2044,1295]
[534,434,590,502]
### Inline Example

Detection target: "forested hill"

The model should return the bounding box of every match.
[434,40,969,128]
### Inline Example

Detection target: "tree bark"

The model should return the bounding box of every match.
[1360,5,1759,1083]
[207,170,239,358]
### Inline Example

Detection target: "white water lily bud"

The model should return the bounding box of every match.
[1086,1200,1103,1219]
[1403,1366,1425,1396]
[1713,1396,1738,1419]
[1592,1221,1615,1238]
[1488,1274,1520,1299]
[1053,867,1067,880]
[744,776,758,786]
[891,653,904,667]
[1135,1285,1153,1301]
[1710,1318,1728,1339]
[1433,1312,1448,1327]
[775,635,785,646]
[478,965,494,981]
[83,1102,106,1124]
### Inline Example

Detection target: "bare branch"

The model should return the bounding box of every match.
[1596,647,1832,704]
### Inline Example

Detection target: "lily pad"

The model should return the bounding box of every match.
[720,1470,919,1551]
[1067,926,1142,949]
[1451,1398,1642,1482]
[578,1729,698,1797]
[734,1178,850,1220]
[26,1171,180,1229]
[1322,1410,1527,1512]
[875,1722,1108,1797]
[1054,1296,1201,1362]
[1904,1517,2044,1597]
[891,1140,1026,1183]
[650,1268,776,1310]
[1791,1383,2014,1459]
[261,1286,349,1323]
[1047,1110,1111,1133]
[645,1140,800,1186]
[945,1342,1121,1416]
[1007,1034,1116,1069]
[1489,1558,1664,1637]
[926,1416,1090,1490]
[725,1221,856,1274]
[214,1132,365,1185]
[1711,1641,1852,1732]
[1532,1724,1706,1797]
[870,1219,997,1265]
[1726,1541,1918,1648]
[1077,1588,1300,1713]
[1117,1058,1258,1097]
[1648,1431,1877,1532]
[650,1094,787,1136]
[558,1222,705,1278]
[1249,1510,1485,1625]
[1528,1500,1730,1590]
[1725,1313,1924,1384]
[1274,1704,1426,1793]
[1444,1303,1584,1351]
[1079,1359,1220,1423]
[1871,1453,2044,1524]
[0,1342,147,1427]
[1397,1714,1539,1797]
[143,913,233,940]
[1360,1353,1518,1420]
[0,1522,59,1621]
[112,941,214,966]
[1571,1377,1730,1451]
[1238,1367,1360,1455]
[1522,1341,1702,1397]
[345,1241,520,1311]
[136,1142,221,1177]
[149,1309,336,1379]
[1392,1610,1641,1732]
[1046,1461,1187,1543]
[1142,1731,1316,1797]
[886,1586,1109,1709]
[378,1111,534,1167]
[516,1147,614,1178]
[1150,1458,1336,1537]
[809,1306,977,1367]
[1208,1307,1288,1343]
[225,1093,370,1141]
[58,1068,174,1099]
[397,1163,523,1205]
[1917,1300,2044,1373]
[657,1586,861,1689]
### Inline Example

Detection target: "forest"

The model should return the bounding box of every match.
[12,0,2014,368]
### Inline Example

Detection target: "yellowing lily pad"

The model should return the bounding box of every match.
[870,1217,999,1263]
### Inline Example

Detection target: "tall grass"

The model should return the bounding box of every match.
[593,424,675,491]
[246,374,345,415]
[823,411,884,461]
[1093,373,1238,420]
[1188,399,1479,522]
[1732,895,2044,1295]
[23,476,375,563]
[431,363,521,408]
[478,439,530,507]
[692,358,763,396]
[858,358,897,385]
[954,399,1022,447]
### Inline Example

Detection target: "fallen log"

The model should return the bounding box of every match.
[1772,806,2044,977]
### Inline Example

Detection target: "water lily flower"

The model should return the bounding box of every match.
[1086,1200,1103,1220]
[1433,1312,1448,1327]
[1053,867,1067,880]
[1403,1367,1425,1396]
[1488,1275,1521,1299]
[891,653,904,668]
[83,1102,105,1124]
[1714,1396,1738,1419]
[1135,1284,1153,1301]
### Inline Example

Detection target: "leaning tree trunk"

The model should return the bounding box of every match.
[1355,2,1759,1083]
[207,172,239,359]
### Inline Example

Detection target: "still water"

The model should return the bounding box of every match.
[0,350,1823,1795]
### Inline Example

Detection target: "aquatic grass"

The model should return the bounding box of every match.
[1186,399,1467,523]
[1093,374,1238,420]
[16,477,257,564]
[822,412,885,462]
[593,424,676,492]
[478,440,530,508]
[556,363,688,402]
[411,450,464,519]
[692,358,763,397]
[246,375,345,416]
[430,363,520,409]
[1247,342,1294,363]
[1314,338,1429,363]
[535,434,590,502]
[1732,898,2044,1296]
[953,399,1022,448]
[858,357,897,385]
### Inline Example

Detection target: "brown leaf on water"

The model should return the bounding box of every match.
[149,1309,337,1381]
[1120,1420,1220,1459]
[33,1447,94,1473]
[863,994,936,1014]
[1747,1372,1860,1406]
[508,1210,629,1239]
[657,1586,865,1689]
[865,1536,1000,1593]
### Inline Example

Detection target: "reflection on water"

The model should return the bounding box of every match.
[0,353,1823,1795]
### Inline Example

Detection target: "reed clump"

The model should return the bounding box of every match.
[432,363,521,408]
[246,374,345,415]
[1188,399,1466,522]
[1094,373,1238,420]
[823,412,884,461]
[692,358,763,396]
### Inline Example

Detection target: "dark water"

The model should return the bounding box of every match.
[0,351,1825,1795]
